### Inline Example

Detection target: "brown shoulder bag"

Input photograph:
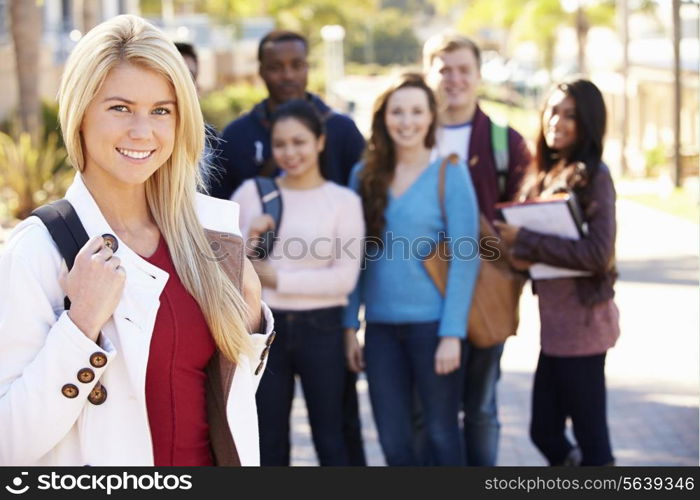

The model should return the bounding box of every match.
[423,155,526,348]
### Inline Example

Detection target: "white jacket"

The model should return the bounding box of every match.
[0,174,274,466]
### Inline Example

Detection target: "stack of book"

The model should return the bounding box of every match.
[496,193,590,280]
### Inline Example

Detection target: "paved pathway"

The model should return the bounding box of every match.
[290,198,700,466]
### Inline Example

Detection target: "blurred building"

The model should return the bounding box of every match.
[154,14,273,90]
[0,0,271,120]
[474,2,699,181]
[595,2,699,179]
[0,0,140,120]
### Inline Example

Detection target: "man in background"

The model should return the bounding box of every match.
[210,30,365,199]
[175,41,219,184]
[175,41,200,90]
[423,32,532,466]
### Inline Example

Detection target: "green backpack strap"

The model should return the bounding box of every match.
[490,119,509,199]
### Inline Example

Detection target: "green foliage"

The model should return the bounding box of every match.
[346,8,421,65]
[194,0,263,20]
[586,1,616,26]
[138,0,163,16]
[429,0,463,15]
[510,0,565,71]
[200,84,267,131]
[345,62,395,76]
[257,0,419,65]
[140,0,262,22]
[458,0,616,72]
[1,100,63,148]
[644,144,669,177]
[458,0,525,34]
[479,99,540,143]
[382,0,435,14]
[622,189,699,223]
[0,132,72,220]
[166,0,421,66]
[268,0,376,45]
[307,67,326,96]
[40,100,63,147]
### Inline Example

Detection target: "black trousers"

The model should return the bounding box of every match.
[256,307,365,466]
[530,351,614,466]
[342,370,367,465]
[257,307,349,465]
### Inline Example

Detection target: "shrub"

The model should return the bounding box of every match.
[200,84,267,131]
[346,9,420,66]
[644,144,668,178]
[0,131,72,220]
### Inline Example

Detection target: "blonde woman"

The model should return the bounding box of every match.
[0,15,274,466]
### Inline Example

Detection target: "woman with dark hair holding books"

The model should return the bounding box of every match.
[495,78,620,466]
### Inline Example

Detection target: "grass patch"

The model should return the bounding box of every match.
[621,188,699,223]
[479,99,540,141]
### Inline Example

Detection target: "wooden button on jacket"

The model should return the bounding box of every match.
[0,174,274,466]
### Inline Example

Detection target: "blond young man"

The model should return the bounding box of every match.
[423,33,532,466]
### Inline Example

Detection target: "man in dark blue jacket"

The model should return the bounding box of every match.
[209,30,365,199]
[212,30,367,467]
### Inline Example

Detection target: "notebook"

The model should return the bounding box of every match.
[496,193,591,280]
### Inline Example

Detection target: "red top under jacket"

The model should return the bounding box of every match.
[143,236,216,466]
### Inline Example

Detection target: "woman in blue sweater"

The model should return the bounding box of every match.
[343,73,480,465]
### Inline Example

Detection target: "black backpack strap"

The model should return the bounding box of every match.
[251,176,283,260]
[254,176,283,232]
[32,199,89,309]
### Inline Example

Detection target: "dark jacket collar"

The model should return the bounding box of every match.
[471,104,489,134]
[251,92,331,129]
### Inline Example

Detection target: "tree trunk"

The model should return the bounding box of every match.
[575,7,589,75]
[672,0,682,187]
[9,0,43,142]
[76,0,100,34]
[619,0,629,175]
[544,36,556,80]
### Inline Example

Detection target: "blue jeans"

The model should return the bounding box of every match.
[462,341,504,466]
[256,307,349,466]
[364,321,464,466]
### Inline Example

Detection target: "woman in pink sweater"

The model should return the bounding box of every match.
[232,100,365,465]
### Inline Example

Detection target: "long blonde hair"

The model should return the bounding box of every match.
[57,15,250,362]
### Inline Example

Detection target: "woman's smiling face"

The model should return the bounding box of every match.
[80,62,177,188]
[384,86,434,151]
[543,89,578,157]
[271,117,324,181]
